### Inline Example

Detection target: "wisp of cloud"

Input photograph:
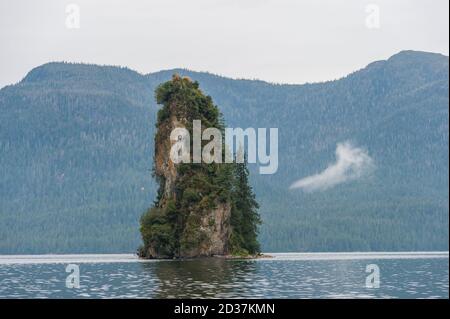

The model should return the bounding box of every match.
[290,141,374,192]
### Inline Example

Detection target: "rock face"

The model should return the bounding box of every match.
[182,203,231,257]
[155,114,231,258]
[139,75,233,258]
[154,115,182,205]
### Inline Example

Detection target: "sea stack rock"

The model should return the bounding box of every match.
[139,75,233,258]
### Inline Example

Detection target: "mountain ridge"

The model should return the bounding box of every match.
[14,50,448,89]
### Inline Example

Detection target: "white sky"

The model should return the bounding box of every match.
[0,0,448,88]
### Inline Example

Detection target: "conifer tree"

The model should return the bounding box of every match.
[230,153,261,255]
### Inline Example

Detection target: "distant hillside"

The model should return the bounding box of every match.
[0,50,448,253]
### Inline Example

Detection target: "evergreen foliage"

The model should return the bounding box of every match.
[230,155,261,255]
[139,75,261,257]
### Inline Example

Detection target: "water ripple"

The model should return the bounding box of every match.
[0,253,448,298]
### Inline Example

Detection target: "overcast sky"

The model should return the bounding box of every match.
[0,0,448,88]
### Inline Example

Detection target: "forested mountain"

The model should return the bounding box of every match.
[0,50,448,253]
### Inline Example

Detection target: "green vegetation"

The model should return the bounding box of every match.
[139,75,261,258]
[229,156,261,255]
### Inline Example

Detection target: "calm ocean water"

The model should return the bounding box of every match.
[0,252,448,299]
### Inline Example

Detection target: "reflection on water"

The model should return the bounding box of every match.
[0,254,448,298]
[149,258,253,298]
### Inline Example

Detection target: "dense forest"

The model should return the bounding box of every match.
[0,50,448,253]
